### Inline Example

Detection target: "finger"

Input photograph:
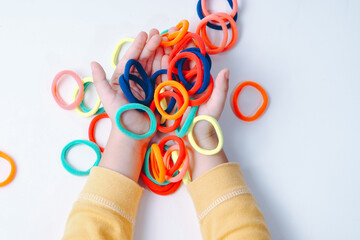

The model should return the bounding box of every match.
[111,31,148,84]
[161,54,170,83]
[199,69,230,120]
[143,29,160,75]
[152,47,163,77]
[137,34,162,68]
[149,28,159,39]
[91,62,116,102]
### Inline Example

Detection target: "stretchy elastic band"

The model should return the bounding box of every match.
[150,69,176,114]
[163,145,189,183]
[188,115,224,155]
[51,70,84,110]
[154,81,189,120]
[196,14,229,54]
[143,146,172,186]
[158,135,186,176]
[78,81,105,115]
[160,20,189,47]
[232,81,268,121]
[88,113,109,152]
[61,140,101,176]
[0,151,16,187]
[119,60,153,106]
[115,103,157,139]
[175,105,199,138]
[150,91,183,133]
[196,0,238,30]
[111,38,134,69]
[73,77,102,117]
[150,144,166,183]
[197,13,238,54]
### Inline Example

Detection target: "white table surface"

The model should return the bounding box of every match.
[1,0,360,239]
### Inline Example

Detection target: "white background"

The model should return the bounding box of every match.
[1,0,360,239]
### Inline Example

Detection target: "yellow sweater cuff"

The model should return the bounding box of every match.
[79,166,144,223]
[187,162,250,219]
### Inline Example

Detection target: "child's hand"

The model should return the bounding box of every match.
[91,30,162,137]
[91,30,163,181]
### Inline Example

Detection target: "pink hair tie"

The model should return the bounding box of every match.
[51,70,84,110]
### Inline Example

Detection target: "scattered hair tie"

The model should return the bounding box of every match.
[51,70,84,110]
[88,113,109,152]
[73,77,102,117]
[196,0,238,30]
[61,140,101,176]
[188,115,224,155]
[232,81,268,122]
[160,20,189,47]
[111,38,134,69]
[0,151,16,187]
[115,103,157,139]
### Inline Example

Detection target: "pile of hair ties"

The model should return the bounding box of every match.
[51,0,268,195]
[0,151,16,187]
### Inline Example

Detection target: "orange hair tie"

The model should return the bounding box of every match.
[0,151,16,187]
[160,20,189,47]
[232,81,268,122]
[149,144,166,183]
[196,13,238,54]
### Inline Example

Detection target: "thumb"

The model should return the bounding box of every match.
[91,61,115,102]
[200,68,230,120]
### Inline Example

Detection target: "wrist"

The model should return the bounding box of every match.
[98,125,149,182]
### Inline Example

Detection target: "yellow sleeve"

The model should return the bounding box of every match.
[62,167,143,240]
[187,162,271,240]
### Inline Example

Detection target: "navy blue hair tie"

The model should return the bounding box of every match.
[176,48,211,94]
[150,69,176,114]
[119,59,154,107]
[196,0,238,30]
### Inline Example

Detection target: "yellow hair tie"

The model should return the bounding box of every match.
[73,77,101,117]
[188,115,223,155]
[111,38,134,69]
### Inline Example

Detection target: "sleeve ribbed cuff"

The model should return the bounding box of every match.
[187,162,251,220]
[79,167,144,224]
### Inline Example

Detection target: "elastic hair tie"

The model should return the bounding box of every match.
[158,135,186,176]
[143,146,174,186]
[88,113,109,152]
[0,151,16,187]
[150,91,183,133]
[196,12,238,54]
[115,103,157,139]
[118,59,153,107]
[160,20,189,47]
[51,70,84,110]
[154,81,189,120]
[150,69,176,114]
[188,115,224,155]
[73,77,102,117]
[175,105,199,138]
[78,81,105,115]
[61,140,101,176]
[231,81,268,122]
[163,144,189,183]
[197,0,238,30]
[111,38,134,69]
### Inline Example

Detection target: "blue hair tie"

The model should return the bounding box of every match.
[119,59,154,107]
[196,0,238,30]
